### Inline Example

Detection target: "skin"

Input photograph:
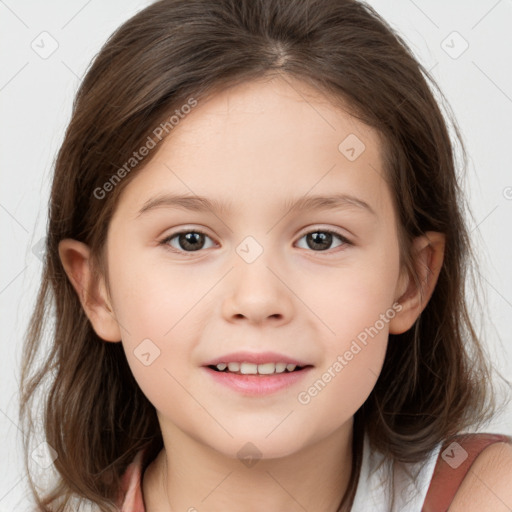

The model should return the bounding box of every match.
[59,75,446,511]
[449,441,512,511]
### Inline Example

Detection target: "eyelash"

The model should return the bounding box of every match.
[159,227,353,256]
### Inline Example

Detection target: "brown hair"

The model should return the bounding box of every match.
[19,0,501,510]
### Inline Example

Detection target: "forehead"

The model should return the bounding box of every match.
[113,75,391,220]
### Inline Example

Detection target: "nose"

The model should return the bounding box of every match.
[221,256,294,326]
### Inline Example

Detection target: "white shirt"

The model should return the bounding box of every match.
[351,432,442,511]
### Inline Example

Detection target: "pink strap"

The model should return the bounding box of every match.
[422,433,512,512]
[116,449,146,511]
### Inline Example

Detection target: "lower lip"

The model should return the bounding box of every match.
[203,366,313,396]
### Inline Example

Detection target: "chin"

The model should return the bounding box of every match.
[199,426,313,463]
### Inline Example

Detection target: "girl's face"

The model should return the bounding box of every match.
[104,76,407,459]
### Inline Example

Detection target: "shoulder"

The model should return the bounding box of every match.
[449,439,512,511]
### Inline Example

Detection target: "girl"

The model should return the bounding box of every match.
[19,0,512,511]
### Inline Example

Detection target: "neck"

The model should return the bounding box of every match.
[143,419,354,512]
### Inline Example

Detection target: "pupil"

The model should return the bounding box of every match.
[180,232,204,251]
[307,232,331,251]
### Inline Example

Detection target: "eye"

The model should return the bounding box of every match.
[295,229,351,252]
[160,227,352,255]
[160,229,216,253]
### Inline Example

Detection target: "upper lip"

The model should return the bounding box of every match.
[203,351,312,367]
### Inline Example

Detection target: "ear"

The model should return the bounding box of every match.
[58,238,122,342]
[389,231,445,335]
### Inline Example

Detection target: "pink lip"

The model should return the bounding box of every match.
[202,351,311,367]
[203,366,313,396]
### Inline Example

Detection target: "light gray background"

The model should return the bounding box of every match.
[1,0,511,509]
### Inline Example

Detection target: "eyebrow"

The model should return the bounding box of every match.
[136,192,376,218]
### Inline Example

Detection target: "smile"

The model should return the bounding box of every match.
[209,362,305,375]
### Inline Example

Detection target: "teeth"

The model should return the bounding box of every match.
[257,363,276,375]
[214,362,303,374]
[275,363,287,373]
[240,363,258,374]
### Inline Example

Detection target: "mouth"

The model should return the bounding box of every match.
[207,362,311,375]
[202,351,314,395]
[203,363,313,395]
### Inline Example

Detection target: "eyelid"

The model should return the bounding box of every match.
[160,227,216,248]
[296,225,353,244]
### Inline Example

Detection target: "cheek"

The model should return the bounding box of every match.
[107,253,199,392]
[303,245,400,341]
[295,276,396,433]
[295,346,384,445]
[295,244,399,408]
[109,248,212,340]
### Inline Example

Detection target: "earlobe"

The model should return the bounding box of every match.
[58,238,122,342]
[389,231,445,335]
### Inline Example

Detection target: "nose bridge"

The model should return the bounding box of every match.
[234,233,281,298]
[221,234,293,323]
